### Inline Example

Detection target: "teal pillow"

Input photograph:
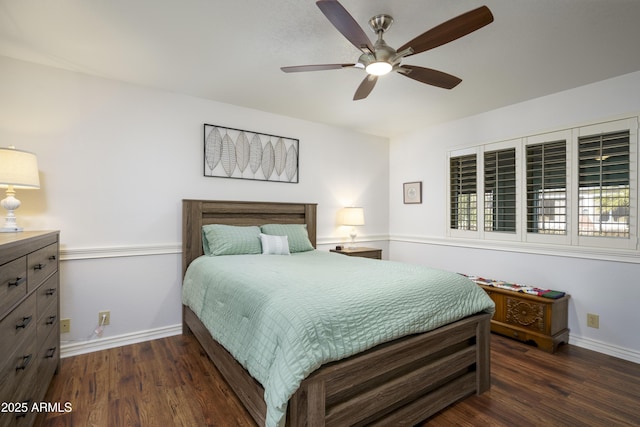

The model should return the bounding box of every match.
[260,224,314,253]
[202,224,262,256]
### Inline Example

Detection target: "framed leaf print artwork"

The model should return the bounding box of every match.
[204,124,299,183]
[403,181,422,204]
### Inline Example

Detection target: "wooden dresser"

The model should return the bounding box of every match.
[479,284,569,353]
[0,231,60,427]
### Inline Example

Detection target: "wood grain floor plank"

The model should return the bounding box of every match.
[34,333,639,427]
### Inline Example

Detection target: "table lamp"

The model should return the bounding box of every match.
[0,146,40,232]
[342,207,365,248]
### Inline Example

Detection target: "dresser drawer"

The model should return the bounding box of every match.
[37,293,58,341]
[27,243,58,292]
[38,324,60,391]
[0,257,28,315]
[0,328,37,405]
[354,250,382,259]
[0,293,36,364]
[7,338,40,427]
[36,274,58,319]
[1,405,38,427]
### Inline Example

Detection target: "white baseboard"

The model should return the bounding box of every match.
[60,324,182,358]
[59,324,640,365]
[570,334,640,364]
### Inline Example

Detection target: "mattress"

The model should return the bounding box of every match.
[182,250,494,427]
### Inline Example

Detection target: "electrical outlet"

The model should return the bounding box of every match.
[99,310,110,325]
[587,313,599,329]
[60,318,71,333]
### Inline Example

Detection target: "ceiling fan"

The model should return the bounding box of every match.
[281,0,494,100]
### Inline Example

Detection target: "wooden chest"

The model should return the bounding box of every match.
[478,284,569,353]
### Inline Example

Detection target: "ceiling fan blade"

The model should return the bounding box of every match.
[316,0,374,53]
[398,6,494,57]
[353,75,377,100]
[281,64,355,73]
[398,65,462,89]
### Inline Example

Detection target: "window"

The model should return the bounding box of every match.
[484,148,516,232]
[578,130,630,238]
[526,140,567,235]
[447,116,638,253]
[450,154,477,231]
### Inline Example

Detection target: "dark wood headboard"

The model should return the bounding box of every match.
[182,200,317,277]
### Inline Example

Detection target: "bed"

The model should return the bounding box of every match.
[182,199,494,427]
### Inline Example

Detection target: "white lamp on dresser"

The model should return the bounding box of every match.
[0,146,40,232]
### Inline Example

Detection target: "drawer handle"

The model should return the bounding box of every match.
[33,263,45,270]
[45,287,57,296]
[46,315,57,325]
[8,276,26,288]
[16,354,33,371]
[15,315,33,329]
[49,254,57,261]
[45,347,57,359]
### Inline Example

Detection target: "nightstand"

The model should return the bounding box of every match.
[330,247,382,259]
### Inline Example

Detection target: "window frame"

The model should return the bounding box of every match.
[573,118,638,250]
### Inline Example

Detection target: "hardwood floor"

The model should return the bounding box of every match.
[34,333,640,427]
[34,335,254,427]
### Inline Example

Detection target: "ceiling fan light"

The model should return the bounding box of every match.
[365,61,392,76]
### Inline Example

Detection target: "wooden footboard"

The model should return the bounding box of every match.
[184,305,491,427]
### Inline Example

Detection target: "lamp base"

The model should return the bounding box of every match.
[1,188,24,232]
[347,229,357,249]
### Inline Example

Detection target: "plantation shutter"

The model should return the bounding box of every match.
[526,141,567,234]
[578,130,630,238]
[450,154,477,231]
[484,148,516,232]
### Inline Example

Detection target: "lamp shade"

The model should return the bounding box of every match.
[0,147,40,189]
[342,207,365,226]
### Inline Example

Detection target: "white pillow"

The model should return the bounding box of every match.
[259,233,290,255]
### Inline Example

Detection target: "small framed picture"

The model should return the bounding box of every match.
[403,181,422,204]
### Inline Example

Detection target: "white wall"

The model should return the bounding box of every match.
[389,71,640,362]
[0,56,389,350]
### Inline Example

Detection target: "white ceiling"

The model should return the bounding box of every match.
[2,0,640,138]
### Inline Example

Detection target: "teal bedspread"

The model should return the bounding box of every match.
[182,250,494,427]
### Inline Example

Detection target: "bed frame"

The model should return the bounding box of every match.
[182,199,491,426]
